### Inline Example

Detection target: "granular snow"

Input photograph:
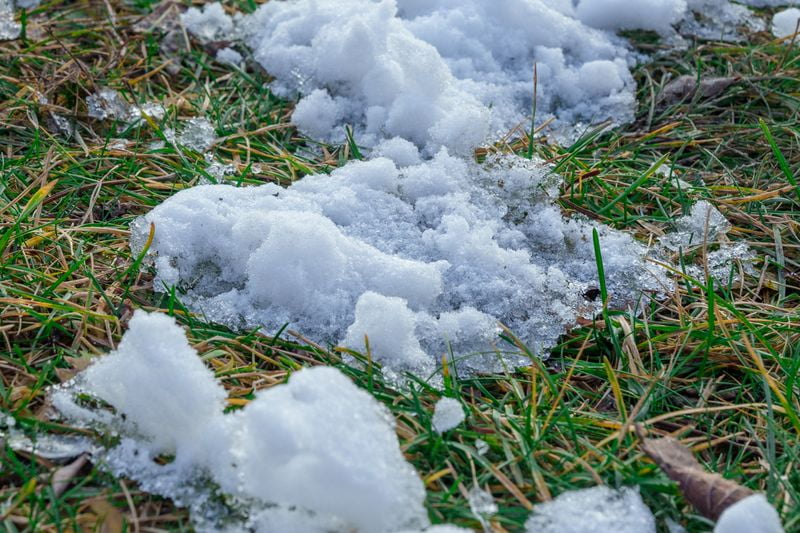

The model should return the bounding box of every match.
[432,397,465,433]
[131,153,670,377]
[52,310,432,533]
[524,485,656,533]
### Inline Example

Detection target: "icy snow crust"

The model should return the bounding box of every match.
[132,153,670,376]
[54,311,430,532]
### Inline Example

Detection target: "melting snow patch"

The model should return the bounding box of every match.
[659,200,756,284]
[52,310,432,532]
[524,485,656,533]
[432,397,465,433]
[131,153,670,377]
[659,200,731,251]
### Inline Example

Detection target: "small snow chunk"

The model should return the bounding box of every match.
[772,8,800,39]
[87,88,129,120]
[203,154,236,182]
[432,397,465,433]
[713,494,784,533]
[87,88,166,124]
[525,486,656,533]
[181,2,233,42]
[177,117,216,152]
[215,46,243,66]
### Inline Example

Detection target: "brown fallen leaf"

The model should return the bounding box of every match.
[659,75,739,105]
[51,453,89,498]
[88,498,125,533]
[638,431,753,520]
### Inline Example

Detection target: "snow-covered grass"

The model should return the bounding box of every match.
[1,0,799,531]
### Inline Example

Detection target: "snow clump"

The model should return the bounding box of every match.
[772,8,800,39]
[131,152,670,377]
[432,397,465,433]
[52,310,432,533]
[524,485,656,533]
[181,2,234,42]
[713,494,784,533]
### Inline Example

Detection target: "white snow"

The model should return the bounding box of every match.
[574,0,687,34]
[181,2,234,42]
[243,0,645,154]
[432,397,465,433]
[524,485,656,533]
[215,46,243,66]
[713,494,784,533]
[131,153,669,377]
[772,8,800,38]
[53,310,432,533]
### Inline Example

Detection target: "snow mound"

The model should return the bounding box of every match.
[243,0,644,154]
[432,397,465,433]
[713,494,784,533]
[524,486,656,533]
[131,153,670,377]
[53,310,431,532]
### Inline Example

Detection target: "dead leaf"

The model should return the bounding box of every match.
[51,453,89,498]
[659,75,738,105]
[639,432,753,520]
[88,498,124,533]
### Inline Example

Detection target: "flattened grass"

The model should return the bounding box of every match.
[1,2,798,531]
